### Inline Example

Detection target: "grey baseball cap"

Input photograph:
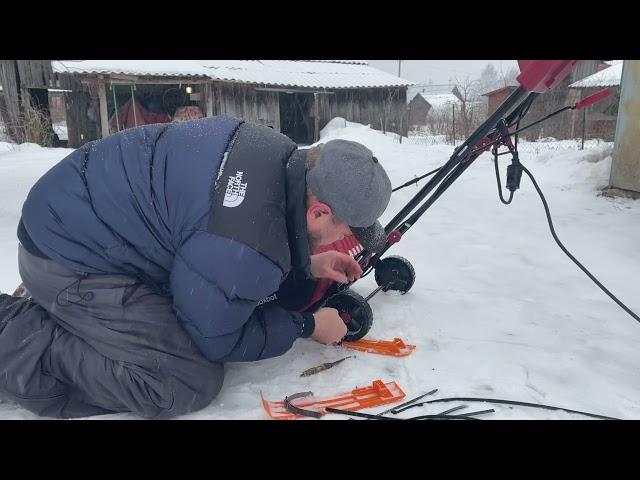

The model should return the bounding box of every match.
[307,139,392,253]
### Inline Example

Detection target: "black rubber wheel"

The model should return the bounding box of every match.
[325,289,373,342]
[374,255,416,294]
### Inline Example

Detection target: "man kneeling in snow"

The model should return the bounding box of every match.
[0,116,392,419]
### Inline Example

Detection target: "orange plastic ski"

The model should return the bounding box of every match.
[261,380,406,420]
[341,337,416,357]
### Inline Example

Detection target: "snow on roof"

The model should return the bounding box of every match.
[569,62,623,88]
[417,84,456,95]
[199,60,413,88]
[411,92,460,109]
[481,85,519,96]
[304,60,369,65]
[53,60,413,89]
[52,60,211,77]
[408,84,454,100]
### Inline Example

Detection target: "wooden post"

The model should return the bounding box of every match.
[111,84,120,132]
[97,80,109,139]
[581,107,586,150]
[206,82,214,117]
[130,84,138,127]
[313,93,319,142]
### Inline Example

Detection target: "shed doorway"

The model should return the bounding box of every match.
[279,92,314,145]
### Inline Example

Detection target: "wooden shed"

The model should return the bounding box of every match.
[52,60,413,148]
[406,85,462,131]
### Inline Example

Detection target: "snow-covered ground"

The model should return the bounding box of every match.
[1,119,639,420]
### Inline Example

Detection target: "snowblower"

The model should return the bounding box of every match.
[295,60,635,343]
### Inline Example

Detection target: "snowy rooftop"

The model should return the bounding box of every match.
[52,60,414,89]
[569,62,624,88]
[52,60,212,78]
[408,84,455,100]
[411,92,461,109]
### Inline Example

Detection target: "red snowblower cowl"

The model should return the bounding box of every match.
[517,60,579,93]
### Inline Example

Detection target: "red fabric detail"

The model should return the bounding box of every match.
[300,235,363,313]
[109,99,171,131]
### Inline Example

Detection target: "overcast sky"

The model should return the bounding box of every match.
[367,60,520,85]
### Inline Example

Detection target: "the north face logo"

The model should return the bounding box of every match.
[223,171,248,207]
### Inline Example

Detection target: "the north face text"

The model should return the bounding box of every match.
[223,171,248,208]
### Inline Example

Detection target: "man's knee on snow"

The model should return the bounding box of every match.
[157,362,225,419]
[119,361,225,419]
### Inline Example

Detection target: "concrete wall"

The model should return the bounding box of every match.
[609,61,640,195]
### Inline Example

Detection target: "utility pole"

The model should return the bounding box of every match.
[397,60,403,144]
[452,104,456,145]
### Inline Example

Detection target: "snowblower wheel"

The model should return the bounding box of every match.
[325,289,373,342]
[374,255,416,294]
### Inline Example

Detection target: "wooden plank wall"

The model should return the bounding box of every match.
[0,60,55,142]
[16,60,53,90]
[0,60,22,140]
[215,83,280,130]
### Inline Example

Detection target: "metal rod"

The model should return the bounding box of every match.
[365,284,385,302]
[423,397,620,420]
[436,405,468,416]
[392,167,442,192]
[130,84,138,127]
[324,407,398,420]
[377,389,439,416]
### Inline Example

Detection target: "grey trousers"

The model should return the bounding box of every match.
[0,245,223,419]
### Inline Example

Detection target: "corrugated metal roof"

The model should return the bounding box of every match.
[569,62,623,88]
[200,60,413,88]
[52,60,413,89]
[52,60,211,77]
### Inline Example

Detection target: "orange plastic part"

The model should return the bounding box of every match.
[341,337,416,357]
[261,380,406,420]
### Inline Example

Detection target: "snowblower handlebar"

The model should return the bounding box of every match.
[357,85,531,266]
[355,60,604,266]
[574,88,611,110]
[320,61,618,302]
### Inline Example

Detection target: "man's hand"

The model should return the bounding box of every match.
[311,307,348,344]
[310,251,363,284]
